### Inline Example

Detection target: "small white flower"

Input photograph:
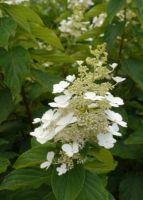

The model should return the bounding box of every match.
[105,110,127,127]
[108,123,122,136]
[76,60,84,65]
[53,81,70,93]
[66,75,76,82]
[30,126,46,144]
[5,0,28,4]
[91,13,107,28]
[99,33,104,37]
[56,112,77,133]
[105,92,124,107]
[112,76,126,83]
[85,38,93,41]
[84,92,105,101]
[56,163,67,176]
[40,151,55,169]
[62,142,79,157]
[49,93,72,108]
[32,118,41,124]
[41,109,59,127]
[109,63,118,70]
[97,132,116,149]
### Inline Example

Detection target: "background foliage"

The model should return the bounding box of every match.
[0,0,143,199]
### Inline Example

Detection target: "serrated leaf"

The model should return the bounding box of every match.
[52,165,85,200]
[119,173,143,200]
[0,17,17,46]
[76,171,109,200]
[0,46,30,101]
[0,4,43,32]
[14,143,55,169]
[0,168,51,190]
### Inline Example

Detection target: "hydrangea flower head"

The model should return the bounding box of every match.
[30,44,127,175]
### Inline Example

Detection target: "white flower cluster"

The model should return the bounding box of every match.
[68,0,94,9]
[30,45,127,175]
[59,0,107,38]
[4,0,28,4]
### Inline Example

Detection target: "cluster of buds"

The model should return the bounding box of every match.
[30,44,127,175]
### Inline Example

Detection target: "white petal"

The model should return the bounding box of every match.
[49,102,59,107]
[118,121,127,127]
[76,60,84,65]
[110,63,118,70]
[112,76,126,83]
[46,151,55,162]
[62,144,73,157]
[97,133,116,149]
[66,75,76,82]
[56,164,67,176]
[56,112,77,126]
[53,81,70,93]
[84,92,104,101]
[40,161,51,169]
[105,93,124,107]
[32,118,41,124]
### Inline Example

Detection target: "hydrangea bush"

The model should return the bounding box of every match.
[0,0,143,200]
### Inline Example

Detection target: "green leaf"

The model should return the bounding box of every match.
[0,168,51,190]
[0,139,8,146]
[119,173,143,200]
[76,171,109,200]
[0,89,14,124]
[0,46,30,101]
[125,127,143,144]
[52,165,85,200]
[105,22,124,49]
[135,0,143,25]
[84,148,117,174]
[0,158,10,174]
[31,68,61,92]
[111,142,143,159]
[11,185,50,200]
[30,24,63,50]
[31,50,74,64]
[43,193,56,200]
[122,59,143,91]
[14,143,55,169]
[0,17,17,46]
[85,3,107,20]
[0,4,43,32]
[107,0,126,23]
